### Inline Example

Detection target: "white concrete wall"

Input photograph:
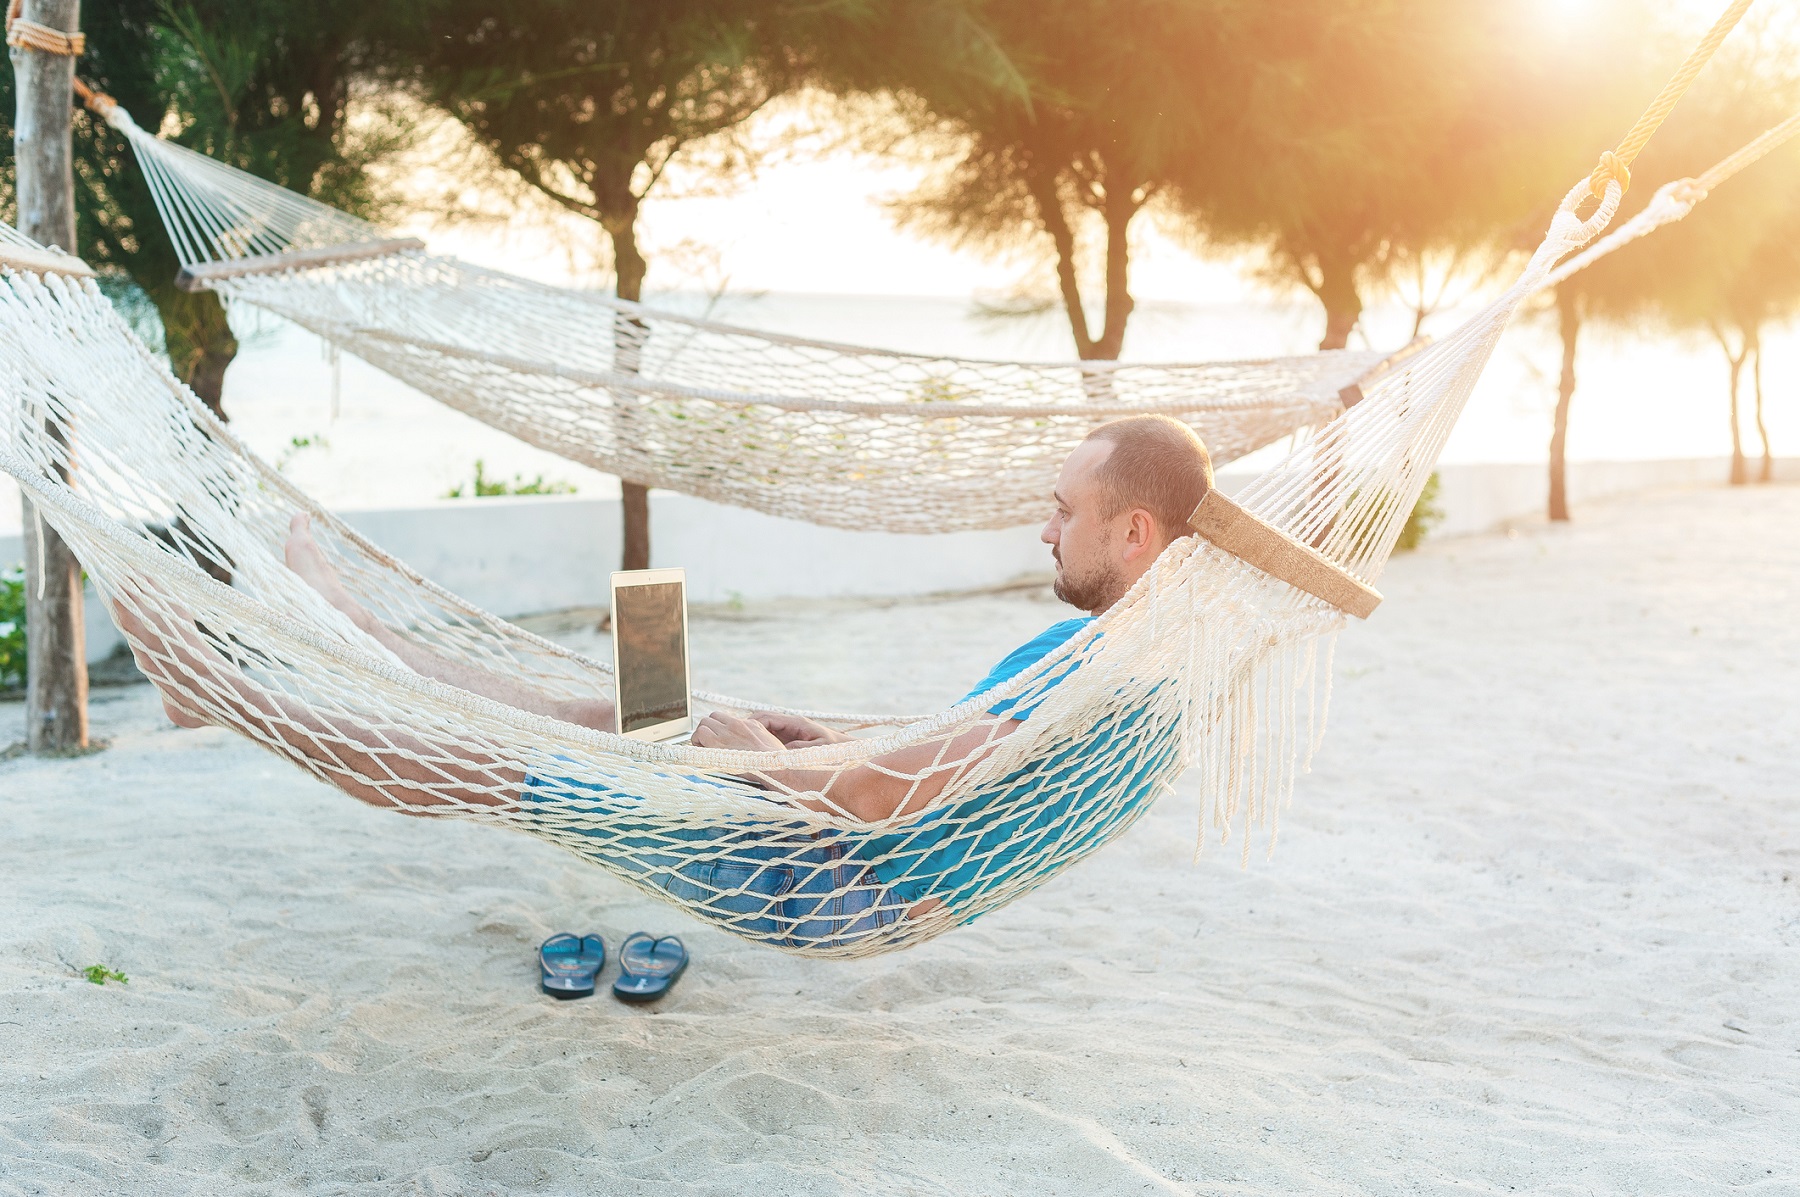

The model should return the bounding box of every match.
[1425,457,1798,538]
[3,455,1793,664]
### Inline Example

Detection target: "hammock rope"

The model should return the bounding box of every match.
[1544,105,1800,291]
[1587,0,1755,200]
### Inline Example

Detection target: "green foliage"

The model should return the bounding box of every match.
[1344,472,1443,558]
[0,564,25,691]
[0,0,421,414]
[914,377,973,403]
[1395,472,1443,552]
[409,0,800,301]
[82,964,130,986]
[275,434,330,472]
[1569,34,1800,338]
[854,0,1199,360]
[445,460,577,499]
[1172,0,1669,348]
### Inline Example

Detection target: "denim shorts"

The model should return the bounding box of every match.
[521,772,909,950]
[656,834,909,949]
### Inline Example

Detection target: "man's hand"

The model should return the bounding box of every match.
[691,712,789,751]
[750,711,850,747]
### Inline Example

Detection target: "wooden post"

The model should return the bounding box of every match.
[12,0,88,753]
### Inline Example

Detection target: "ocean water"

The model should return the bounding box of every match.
[2,290,1793,535]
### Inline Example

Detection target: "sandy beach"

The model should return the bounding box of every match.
[2,482,1798,1194]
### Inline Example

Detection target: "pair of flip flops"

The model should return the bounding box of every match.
[538,932,688,1003]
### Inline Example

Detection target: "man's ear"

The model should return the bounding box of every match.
[1122,509,1158,560]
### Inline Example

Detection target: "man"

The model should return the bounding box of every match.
[122,414,1212,938]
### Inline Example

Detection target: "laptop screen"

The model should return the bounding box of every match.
[611,570,691,740]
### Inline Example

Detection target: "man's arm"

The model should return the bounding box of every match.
[115,595,518,813]
[286,514,614,732]
[693,711,1021,822]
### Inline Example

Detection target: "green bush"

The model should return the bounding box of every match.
[445,459,577,499]
[0,564,25,690]
[1395,472,1444,552]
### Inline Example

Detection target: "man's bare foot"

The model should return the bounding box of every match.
[160,696,209,728]
[284,514,365,624]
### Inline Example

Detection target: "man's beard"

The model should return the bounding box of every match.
[1052,549,1123,613]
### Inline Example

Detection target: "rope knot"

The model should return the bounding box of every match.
[71,75,116,118]
[1587,151,1631,202]
[5,16,83,55]
[1670,178,1709,206]
[5,0,82,55]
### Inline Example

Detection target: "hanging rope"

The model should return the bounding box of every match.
[1544,103,1800,293]
[1588,0,1757,199]
[1694,108,1800,192]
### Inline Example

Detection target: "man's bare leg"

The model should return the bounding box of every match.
[284,514,615,732]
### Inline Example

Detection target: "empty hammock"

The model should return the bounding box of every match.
[0,170,1624,958]
[91,72,1799,537]
[96,95,1414,535]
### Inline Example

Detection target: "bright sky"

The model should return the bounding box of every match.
[390,94,1254,304]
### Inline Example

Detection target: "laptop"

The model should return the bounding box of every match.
[610,567,693,742]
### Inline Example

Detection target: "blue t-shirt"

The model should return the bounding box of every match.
[855,617,1170,910]
[959,617,1095,720]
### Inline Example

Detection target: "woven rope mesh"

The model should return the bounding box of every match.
[108,107,1413,534]
[0,170,1618,957]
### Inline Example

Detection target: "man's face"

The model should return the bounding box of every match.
[1041,440,1126,613]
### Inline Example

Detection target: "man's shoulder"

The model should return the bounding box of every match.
[1020,616,1096,654]
[995,617,1095,670]
[963,617,1096,707]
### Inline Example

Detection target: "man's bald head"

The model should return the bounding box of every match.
[1082,414,1214,545]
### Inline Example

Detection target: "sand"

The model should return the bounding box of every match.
[2,483,1798,1195]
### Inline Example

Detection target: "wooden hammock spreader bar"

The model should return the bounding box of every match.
[1189,490,1383,619]
[0,243,96,279]
[175,238,426,291]
[1339,336,1431,411]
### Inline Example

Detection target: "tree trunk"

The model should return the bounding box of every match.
[1314,253,1362,352]
[1026,170,1099,360]
[601,193,651,571]
[1726,345,1747,486]
[1089,182,1136,361]
[13,0,89,754]
[1751,330,1773,483]
[1548,286,1578,522]
[159,287,239,420]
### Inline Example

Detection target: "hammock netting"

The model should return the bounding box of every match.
[106,102,1411,534]
[0,174,1624,958]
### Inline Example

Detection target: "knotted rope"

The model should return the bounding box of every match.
[1588,0,1756,199]
[6,0,123,119]
[4,0,82,56]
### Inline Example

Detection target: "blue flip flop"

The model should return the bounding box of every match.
[612,934,688,1003]
[539,932,606,999]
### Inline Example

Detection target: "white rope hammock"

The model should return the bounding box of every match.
[93,100,1421,535]
[94,92,1800,537]
[0,171,1625,957]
